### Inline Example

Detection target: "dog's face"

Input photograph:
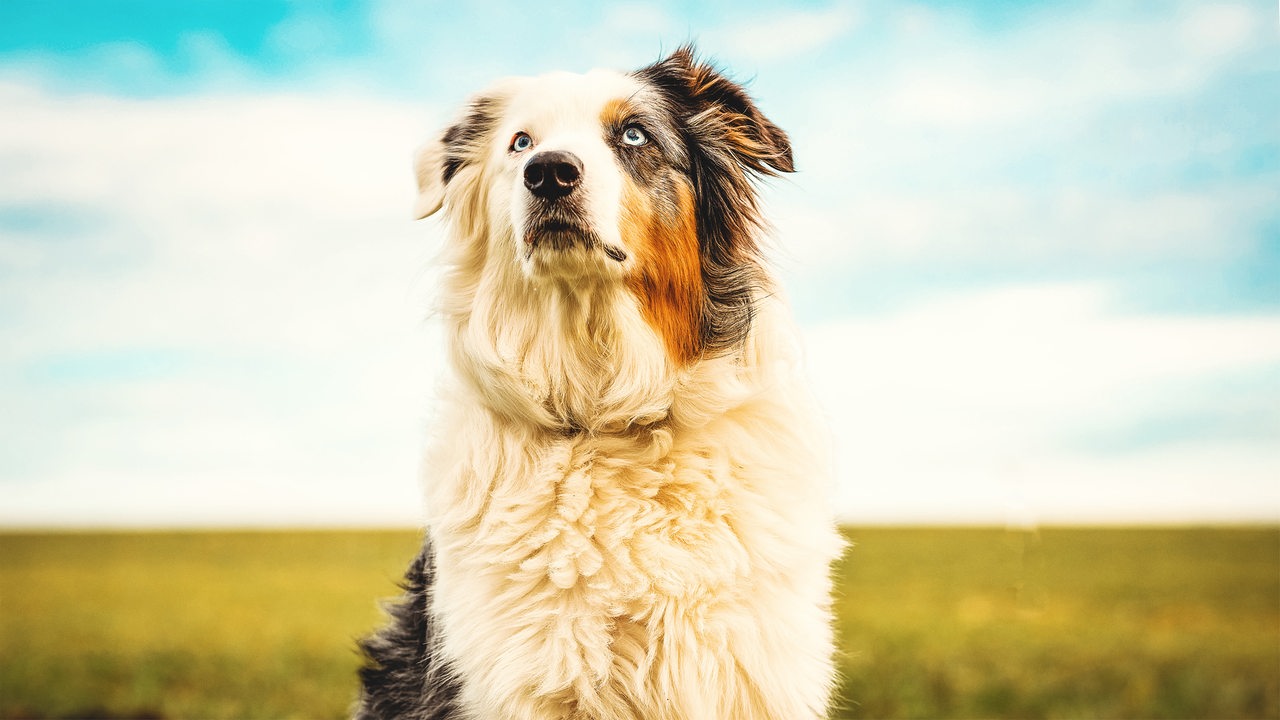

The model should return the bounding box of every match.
[487,69,650,281]
[415,47,793,366]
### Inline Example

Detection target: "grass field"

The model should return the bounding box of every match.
[1,527,1277,719]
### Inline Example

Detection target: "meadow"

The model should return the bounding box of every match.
[1,527,1276,719]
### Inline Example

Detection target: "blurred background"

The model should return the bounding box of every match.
[2,0,1278,528]
[1,1,1277,718]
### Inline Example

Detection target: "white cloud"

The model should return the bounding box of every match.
[804,283,1280,523]
[867,2,1270,130]
[770,181,1274,272]
[0,80,451,525]
[0,81,443,350]
[1177,3,1261,57]
[704,2,860,63]
[760,1,1278,271]
[600,4,680,41]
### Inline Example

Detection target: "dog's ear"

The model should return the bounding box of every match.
[412,138,447,220]
[642,45,794,176]
[411,93,508,220]
[636,46,792,356]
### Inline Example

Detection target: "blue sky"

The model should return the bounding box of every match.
[2,0,1278,526]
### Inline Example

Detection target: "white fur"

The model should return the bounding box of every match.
[415,67,843,720]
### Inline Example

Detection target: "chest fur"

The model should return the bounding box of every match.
[428,424,763,718]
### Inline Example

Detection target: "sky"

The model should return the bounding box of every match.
[1,0,1277,527]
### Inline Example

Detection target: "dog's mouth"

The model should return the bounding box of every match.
[524,219,592,249]
[524,217,627,262]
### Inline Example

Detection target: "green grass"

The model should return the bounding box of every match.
[832,527,1279,719]
[1,527,1277,719]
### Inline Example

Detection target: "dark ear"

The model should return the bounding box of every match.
[640,45,794,176]
[411,94,506,220]
[634,46,792,357]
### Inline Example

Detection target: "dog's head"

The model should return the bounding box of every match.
[414,46,793,367]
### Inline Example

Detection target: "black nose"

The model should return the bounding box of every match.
[523,151,583,200]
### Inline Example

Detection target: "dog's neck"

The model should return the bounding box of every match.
[443,253,682,434]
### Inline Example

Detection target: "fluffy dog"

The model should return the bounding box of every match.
[357,46,843,720]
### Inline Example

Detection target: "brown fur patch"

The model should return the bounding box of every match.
[600,97,633,132]
[622,177,703,366]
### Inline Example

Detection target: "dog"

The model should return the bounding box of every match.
[357,46,843,720]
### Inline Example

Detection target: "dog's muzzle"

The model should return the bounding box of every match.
[521,150,627,263]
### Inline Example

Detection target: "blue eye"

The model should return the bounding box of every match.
[511,132,533,152]
[621,127,647,146]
